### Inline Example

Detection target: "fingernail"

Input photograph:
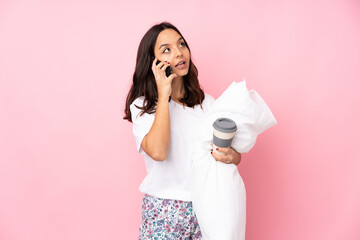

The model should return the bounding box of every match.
[211,151,213,154]
[216,148,219,151]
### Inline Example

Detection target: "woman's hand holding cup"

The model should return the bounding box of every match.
[211,117,242,166]
[211,144,242,166]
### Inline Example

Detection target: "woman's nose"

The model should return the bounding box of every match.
[173,47,183,58]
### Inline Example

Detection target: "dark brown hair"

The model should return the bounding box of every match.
[123,21,204,123]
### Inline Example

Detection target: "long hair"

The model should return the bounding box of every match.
[123,21,204,123]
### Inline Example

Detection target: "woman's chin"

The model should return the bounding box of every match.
[174,69,189,77]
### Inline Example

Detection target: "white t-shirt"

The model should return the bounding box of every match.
[130,93,215,201]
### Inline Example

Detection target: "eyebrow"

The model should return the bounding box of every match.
[159,37,184,50]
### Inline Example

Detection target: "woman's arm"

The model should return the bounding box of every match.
[141,58,177,161]
[141,96,170,161]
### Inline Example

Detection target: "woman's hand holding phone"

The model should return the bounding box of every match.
[151,57,177,99]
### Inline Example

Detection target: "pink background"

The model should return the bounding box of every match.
[0,0,359,239]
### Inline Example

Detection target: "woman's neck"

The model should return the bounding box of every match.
[171,76,185,101]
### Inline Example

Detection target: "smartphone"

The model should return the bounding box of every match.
[151,56,172,77]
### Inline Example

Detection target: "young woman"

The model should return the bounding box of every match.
[124,21,242,239]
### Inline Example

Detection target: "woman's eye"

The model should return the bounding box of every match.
[162,42,186,53]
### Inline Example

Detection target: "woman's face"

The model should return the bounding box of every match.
[154,28,190,77]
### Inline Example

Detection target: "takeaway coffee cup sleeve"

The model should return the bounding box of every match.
[212,118,237,156]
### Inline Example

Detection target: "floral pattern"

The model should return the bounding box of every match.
[138,194,202,239]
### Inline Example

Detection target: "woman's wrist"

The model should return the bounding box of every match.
[158,94,170,103]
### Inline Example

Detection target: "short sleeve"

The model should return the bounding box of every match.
[130,97,156,155]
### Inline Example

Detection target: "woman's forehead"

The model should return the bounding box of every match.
[156,29,182,46]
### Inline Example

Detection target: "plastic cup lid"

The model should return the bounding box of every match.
[213,118,237,133]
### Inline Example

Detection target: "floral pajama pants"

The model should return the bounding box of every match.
[138,194,202,239]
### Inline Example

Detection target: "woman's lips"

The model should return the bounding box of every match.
[175,61,186,69]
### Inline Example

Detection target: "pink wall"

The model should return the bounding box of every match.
[0,0,359,239]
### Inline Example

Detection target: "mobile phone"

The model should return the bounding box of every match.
[151,56,172,77]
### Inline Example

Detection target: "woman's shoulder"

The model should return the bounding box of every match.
[130,96,157,120]
[204,92,215,102]
[203,92,215,105]
[129,96,147,120]
[201,92,215,110]
[130,96,154,112]
[130,96,145,107]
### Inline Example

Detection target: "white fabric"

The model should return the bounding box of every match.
[130,93,215,201]
[190,80,277,240]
